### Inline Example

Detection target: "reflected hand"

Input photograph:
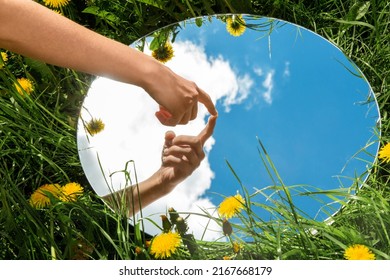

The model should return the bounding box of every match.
[156,115,217,193]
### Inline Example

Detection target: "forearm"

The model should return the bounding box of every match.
[0,0,155,87]
[102,170,173,217]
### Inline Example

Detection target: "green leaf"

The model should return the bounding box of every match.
[24,58,55,80]
[133,0,164,10]
[356,1,371,21]
[82,6,100,16]
[336,19,375,30]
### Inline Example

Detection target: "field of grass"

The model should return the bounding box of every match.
[0,0,389,260]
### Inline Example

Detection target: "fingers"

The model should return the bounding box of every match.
[161,108,217,169]
[154,84,216,126]
[162,145,203,167]
[197,86,218,117]
[164,130,175,146]
[155,106,175,126]
[198,115,217,144]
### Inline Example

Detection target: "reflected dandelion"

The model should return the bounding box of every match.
[86,118,105,136]
[151,43,174,63]
[226,15,246,37]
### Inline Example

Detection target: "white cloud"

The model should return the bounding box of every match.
[283,61,291,78]
[262,70,275,105]
[253,66,264,77]
[78,41,252,240]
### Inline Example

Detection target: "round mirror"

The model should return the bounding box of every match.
[77,14,380,240]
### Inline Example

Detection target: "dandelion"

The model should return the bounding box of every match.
[0,52,8,68]
[86,118,105,136]
[43,0,70,8]
[218,193,245,219]
[223,256,232,260]
[232,241,242,254]
[151,43,174,63]
[222,218,233,236]
[378,142,390,163]
[134,246,143,255]
[175,217,189,235]
[226,15,246,37]
[344,244,375,260]
[161,214,172,232]
[150,231,181,259]
[145,240,151,248]
[60,182,83,202]
[15,78,34,96]
[29,184,62,209]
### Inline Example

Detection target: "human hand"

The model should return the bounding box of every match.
[141,62,218,126]
[156,115,217,192]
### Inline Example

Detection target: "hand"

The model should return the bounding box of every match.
[142,62,218,126]
[156,115,217,192]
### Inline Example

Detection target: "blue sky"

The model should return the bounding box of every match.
[175,16,380,220]
[78,15,380,238]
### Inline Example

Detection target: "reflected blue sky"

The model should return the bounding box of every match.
[163,16,379,219]
[78,15,380,239]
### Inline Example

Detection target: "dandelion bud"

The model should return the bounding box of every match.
[222,219,233,236]
[161,215,172,232]
[134,246,143,255]
[168,207,180,224]
[176,217,188,235]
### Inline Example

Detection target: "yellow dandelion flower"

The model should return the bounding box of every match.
[151,43,174,63]
[134,246,143,255]
[0,52,8,69]
[378,142,390,163]
[43,0,70,8]
[15,78,34,96]
[145,240,151,248]
[150,231,181,259]
[223,256,232,260]
[344,244,375,260]
[29,184,62,209]
[232,241,242,254]
[86,118,105,136]
[1,52,7,62]
[218,193,245,219]
[226,15,246,37]
[52,9,64,15]
[60,182,83,202]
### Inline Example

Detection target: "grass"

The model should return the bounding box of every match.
[0,0,389,260]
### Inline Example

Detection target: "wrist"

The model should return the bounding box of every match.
[131,51,161,89]
[152,168,176,196]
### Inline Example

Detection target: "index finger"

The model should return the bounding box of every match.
[197,86,218,117]
[198,115,217,145]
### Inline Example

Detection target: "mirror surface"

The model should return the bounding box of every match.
[77,15,380,240]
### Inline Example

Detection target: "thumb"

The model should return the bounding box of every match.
[164,130,176,147]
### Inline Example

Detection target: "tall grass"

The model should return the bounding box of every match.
[0,0,389,259]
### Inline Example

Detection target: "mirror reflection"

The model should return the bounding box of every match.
[77,15,380,240]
